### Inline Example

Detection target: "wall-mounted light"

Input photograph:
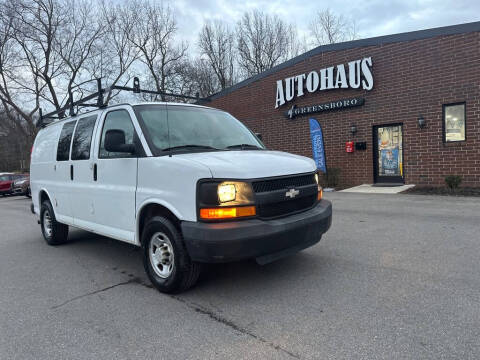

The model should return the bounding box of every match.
[350,125,357,136]
[418,115,426,129]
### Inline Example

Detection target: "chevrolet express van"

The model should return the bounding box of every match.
[31,103,332,293]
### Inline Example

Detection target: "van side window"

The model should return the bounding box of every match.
[56,121,76,161]
[99,110,137,159]
[71,115,97,160]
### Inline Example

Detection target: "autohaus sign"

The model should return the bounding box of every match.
[275,57,374,109]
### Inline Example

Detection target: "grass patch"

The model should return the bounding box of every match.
[403,186,480,197]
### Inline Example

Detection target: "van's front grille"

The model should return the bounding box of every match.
[252,173,318,218]
[257,194,317,218]
[252,174,316,193]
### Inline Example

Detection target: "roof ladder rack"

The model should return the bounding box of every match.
[37,77,209,128]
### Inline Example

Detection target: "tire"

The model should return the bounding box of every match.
[40,200,69,245]
[142,216,201,294]
[26,188,31,198]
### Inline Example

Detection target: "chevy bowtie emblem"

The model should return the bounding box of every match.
[285,188,300,199]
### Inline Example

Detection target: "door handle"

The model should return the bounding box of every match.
[93,163,97,181]
[70,164,74,180]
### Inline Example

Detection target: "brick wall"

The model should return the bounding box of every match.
[209,31,480,187]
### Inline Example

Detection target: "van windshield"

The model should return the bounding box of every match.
[133,105,264,155]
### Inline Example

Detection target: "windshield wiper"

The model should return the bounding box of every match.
[225,144,263,150]
[162,144,220,152]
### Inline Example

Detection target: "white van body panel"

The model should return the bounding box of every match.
[31,123,63,217]
[178,150,316,179]
[136,156,213,223]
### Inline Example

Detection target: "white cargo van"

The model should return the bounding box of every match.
[31,102,332,293]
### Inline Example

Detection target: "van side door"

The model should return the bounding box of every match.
[90,107,143,243]
[69,114,99,228]
[53,120,77,224]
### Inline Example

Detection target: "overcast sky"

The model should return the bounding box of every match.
[172,0,480,54]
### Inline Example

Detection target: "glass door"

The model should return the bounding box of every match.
[373,124,404,184]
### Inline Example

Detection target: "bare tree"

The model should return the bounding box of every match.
[0,0,65,135]
[236,10,300,78]
[55,0,104,104]
[0,105,31,170]
[96,1,141,104]
[0,0,142,171]
[127,0,187,101]
[191,58,219,97]
[198,21,236,90]
[0,0,139,128]
[180,57,220,99]
[309,9,358,46]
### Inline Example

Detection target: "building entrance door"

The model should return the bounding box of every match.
[373,124,404,184]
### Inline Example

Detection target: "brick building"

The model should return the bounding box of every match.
[208,22,480,187]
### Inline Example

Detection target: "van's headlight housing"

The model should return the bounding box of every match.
[198,180,256,220]
[198,181,255,206]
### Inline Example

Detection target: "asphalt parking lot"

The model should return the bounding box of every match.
[1,193,480,359]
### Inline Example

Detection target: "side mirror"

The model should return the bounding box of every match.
[255,132,263,141]
[104,129,135,154]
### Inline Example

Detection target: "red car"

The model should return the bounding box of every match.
[0,173,14,196]
[0,173,27,196]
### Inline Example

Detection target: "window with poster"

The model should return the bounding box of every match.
[443,103,466,143]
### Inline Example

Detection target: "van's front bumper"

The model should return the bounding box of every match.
[181,199,332,264]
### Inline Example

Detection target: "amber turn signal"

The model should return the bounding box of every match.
[200,206,256,220]
[317,188,323,201]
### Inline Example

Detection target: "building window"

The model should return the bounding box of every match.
[443,103,466,142]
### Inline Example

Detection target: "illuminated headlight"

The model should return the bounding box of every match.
[216,181,254,204]
[314,173,319,185]
[198,181,255,209]
[218,184,236,203]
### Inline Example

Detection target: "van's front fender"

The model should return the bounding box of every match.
[135,198,186,245]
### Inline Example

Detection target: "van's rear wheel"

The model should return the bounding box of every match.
[142,216,201,293]
[40,200,69,245]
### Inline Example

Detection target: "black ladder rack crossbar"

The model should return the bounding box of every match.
[38,77,209,127]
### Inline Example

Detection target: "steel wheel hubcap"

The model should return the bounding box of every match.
[43,210,53,238]
[149,232,174,278]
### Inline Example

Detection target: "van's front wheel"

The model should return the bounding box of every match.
[142,216,201,293]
